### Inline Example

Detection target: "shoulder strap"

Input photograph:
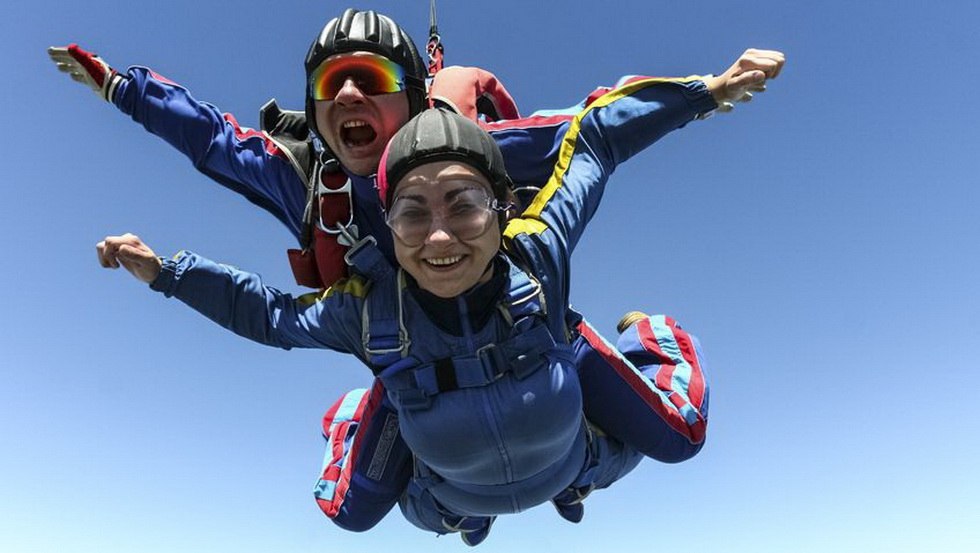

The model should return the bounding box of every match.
[498,257,547,330]
[362,267,411,373]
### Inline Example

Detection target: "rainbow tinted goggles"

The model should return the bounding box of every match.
[309,52,407,101]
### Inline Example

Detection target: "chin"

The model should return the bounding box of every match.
[335,152,377,176]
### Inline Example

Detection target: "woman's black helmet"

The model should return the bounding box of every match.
[377,109,512,210]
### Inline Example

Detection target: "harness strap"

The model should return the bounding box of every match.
[362,269,410,371]
[499,258,547,325]
[381,322,555,410]
[343,231,390,283]
[286,158,356,289]
[425,0,444,83]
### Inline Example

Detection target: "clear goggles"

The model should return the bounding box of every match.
[386,186,512,247]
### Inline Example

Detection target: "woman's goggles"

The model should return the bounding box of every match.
[309,53,407,101]
[386,187,512,247]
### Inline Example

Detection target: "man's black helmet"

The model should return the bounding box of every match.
[304,8,427,147]
[377,109,512,210]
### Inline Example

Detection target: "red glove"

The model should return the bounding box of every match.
[48,43,125,102]
[429,66,520,123]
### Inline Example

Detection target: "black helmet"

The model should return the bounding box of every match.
[377,109,512,210]
[304,8,427,147]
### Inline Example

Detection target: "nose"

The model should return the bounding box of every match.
[424,216,457,245]
[333,77,366,106]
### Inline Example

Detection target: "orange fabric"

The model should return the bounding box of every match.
[428,66,520,122]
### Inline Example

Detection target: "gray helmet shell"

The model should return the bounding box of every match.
[378,109,512,209]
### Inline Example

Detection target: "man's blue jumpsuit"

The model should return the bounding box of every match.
[112,68,714,529]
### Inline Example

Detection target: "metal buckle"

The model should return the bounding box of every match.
[315,169,354,234]
[341,229,375,264]
[476,343,507,382]
[363,329,410,357]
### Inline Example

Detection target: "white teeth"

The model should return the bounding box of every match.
[426,255,462,266]
[343,120,369,128]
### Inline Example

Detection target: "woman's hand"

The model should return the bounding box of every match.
[97,233,163,284]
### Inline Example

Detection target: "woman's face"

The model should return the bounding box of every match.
[389,161,501,298]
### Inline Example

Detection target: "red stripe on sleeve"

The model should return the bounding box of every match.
[482,113,574,132]
[222,113,283,157]
[147,70,178,86]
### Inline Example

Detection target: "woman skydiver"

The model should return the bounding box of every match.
[97,107,709,545]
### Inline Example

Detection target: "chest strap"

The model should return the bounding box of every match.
[363,257,550,389]
[380,322,556,410]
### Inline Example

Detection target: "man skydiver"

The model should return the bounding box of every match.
[53,6,784,542]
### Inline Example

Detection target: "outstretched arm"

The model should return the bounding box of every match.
[508,48,787,250]
[490,48,785,190]
[96,234,363,355]
[50,44,309,239]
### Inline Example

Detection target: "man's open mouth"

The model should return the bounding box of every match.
[341,119,377,148]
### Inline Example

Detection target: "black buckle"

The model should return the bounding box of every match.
[476,343,508,382]
[395,388,430,410]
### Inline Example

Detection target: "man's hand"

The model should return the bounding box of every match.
[48,43,124,102]
[705,49,785,112]
[97,233,163,284]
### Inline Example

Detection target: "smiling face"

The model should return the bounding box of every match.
[312,52,411,176]
[390,161,502,298]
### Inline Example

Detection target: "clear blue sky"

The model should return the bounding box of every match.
[3,1,978,551]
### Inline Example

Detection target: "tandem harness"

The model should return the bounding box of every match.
[340,227,602,519]
[326,221,606,522]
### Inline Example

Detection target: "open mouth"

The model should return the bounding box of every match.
[341,119,377,148]
[425,255,464,268]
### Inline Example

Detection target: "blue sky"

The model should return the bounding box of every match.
[3,1,979,551]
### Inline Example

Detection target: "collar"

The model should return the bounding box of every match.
[405,255,507,336]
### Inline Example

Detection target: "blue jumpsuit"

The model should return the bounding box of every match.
[112,67,714,529]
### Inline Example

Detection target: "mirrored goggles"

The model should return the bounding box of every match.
[309,53,407,101]
[386,187,512,247]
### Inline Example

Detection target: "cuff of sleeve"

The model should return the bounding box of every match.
[683,77,720,119]
[149,251,186,296]
[103,72,126,103]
